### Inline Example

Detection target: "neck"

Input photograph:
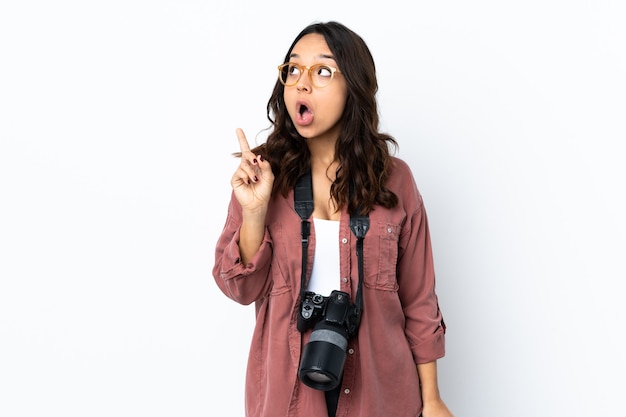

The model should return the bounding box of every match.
[307,136,337,167]
[309,146,337,181]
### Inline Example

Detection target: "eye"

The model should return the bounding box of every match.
[315,65,333,78]
[287,64,301,76]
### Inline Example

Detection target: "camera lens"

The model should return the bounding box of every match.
[306,371,333,384]
[298,321,349,391]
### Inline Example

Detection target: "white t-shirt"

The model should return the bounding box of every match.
[307,217,341,296]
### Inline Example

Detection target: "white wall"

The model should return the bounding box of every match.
[1,1,624,416]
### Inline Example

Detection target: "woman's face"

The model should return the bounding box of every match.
[283,33,348,143]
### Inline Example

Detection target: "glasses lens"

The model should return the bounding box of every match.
[279,63,301,86]
[310,64,334,88]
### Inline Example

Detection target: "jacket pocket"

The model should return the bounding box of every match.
[363,221,401,291]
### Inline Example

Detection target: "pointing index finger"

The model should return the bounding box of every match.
[236,128,251,153]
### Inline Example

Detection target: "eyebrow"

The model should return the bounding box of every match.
[289,53,336,61]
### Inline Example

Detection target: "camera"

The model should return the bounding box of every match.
[297,290,361,391]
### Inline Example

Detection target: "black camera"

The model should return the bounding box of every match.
[297,290,361,391]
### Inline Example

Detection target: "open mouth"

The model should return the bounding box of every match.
[296,102,314,125]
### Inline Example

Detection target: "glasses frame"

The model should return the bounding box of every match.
[277,62,341,88]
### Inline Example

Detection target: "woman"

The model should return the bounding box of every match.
[213,21,454,417]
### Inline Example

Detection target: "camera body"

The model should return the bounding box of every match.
[297,290,360,336]
[297,290,362,391]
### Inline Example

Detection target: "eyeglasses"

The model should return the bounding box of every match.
[277,62,341,88]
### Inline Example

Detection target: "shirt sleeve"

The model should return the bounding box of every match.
[395,168,446,364]
[212,192,273,305]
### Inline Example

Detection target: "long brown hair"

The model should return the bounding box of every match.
[255,21,398,214]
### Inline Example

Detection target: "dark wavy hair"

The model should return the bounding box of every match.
[254,21,398,214]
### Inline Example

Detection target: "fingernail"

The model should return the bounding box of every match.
[253,176,259,182]
[253,159,257,164]
[259,155,264,162]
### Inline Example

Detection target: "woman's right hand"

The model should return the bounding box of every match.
[231,128,274,214]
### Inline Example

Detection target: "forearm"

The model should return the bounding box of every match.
[416,361,442,403]
[417,361,455,417]
[238,208,268,265]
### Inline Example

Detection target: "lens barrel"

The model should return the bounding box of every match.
[298,321,349,391]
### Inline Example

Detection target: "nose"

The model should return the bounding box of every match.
[296,69,311,92]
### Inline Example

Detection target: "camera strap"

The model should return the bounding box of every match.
[294,171,369,316]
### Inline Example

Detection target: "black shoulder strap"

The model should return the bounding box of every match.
[294,172,314,302]
[349,209,369,330]
[294,171,314,220]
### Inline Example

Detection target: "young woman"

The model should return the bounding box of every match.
[213,21,454,417]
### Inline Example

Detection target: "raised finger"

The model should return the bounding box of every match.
[236,128,251,154]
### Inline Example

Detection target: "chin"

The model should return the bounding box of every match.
[294,126,315,139]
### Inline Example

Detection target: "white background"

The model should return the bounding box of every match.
[1,1,625,416]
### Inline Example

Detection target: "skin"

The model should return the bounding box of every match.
[418,361,455,417]
[230,33,454,417]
